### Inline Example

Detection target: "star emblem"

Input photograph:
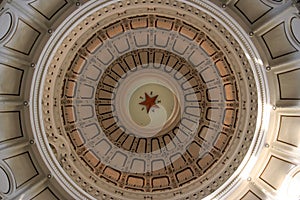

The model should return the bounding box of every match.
[139,92,159,113]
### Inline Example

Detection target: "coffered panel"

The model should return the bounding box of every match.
[0,111,23,143]
[277,68,300,100]
[31,187,59,200]
[260,156,296,190]
[240,190,262,200]
[4,19,40,55]
[3,152,39,188]
[0,63,24,96]
[262,22,298,59]
[29,0,68,20]
[277,115,300,147]
[234,0,272,24]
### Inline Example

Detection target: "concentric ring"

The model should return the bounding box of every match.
[31,1,264,199]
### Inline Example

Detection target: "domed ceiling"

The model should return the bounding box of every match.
[0,0,300,200]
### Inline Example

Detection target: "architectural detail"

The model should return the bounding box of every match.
[4,19,40,55]
[260,156,296,190]
[277,68,300,100]
[262,22,298,59]
[277,115,300,147]
[0,64,23,96]
[235,0,272,24]
[0,0,299,200]
[29,0,68,20]
[3,152,39,188]
[0,111,23,142]
[139,93,159,113]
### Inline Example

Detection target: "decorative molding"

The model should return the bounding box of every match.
[0,12,13,41]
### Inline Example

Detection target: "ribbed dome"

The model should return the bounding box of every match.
[0,0,299,200]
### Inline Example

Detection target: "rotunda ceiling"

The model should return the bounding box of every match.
[0,0,299,200]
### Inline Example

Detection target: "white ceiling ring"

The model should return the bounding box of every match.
[1,0,299,200]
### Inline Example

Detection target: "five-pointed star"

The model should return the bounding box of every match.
[139,93,159,113]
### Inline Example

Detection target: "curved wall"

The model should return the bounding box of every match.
[0,0,299,199]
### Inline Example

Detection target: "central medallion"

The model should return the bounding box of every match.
[129,83,177,132]
[139,92,159,114]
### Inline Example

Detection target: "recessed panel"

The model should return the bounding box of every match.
[4,19,40,55]
[29,0,68,20]
[4,152,38,188]
[133,31,149,47]
[277,115,300,147]
[78,84,94,99]
[0,111,23,143]
[277,68,300,100]
[235,0,272,23]
[260,156,295,190]
[262,23,297,59]
[0,64,24,95]
[240,190,262,200]
[31,188,59,200]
